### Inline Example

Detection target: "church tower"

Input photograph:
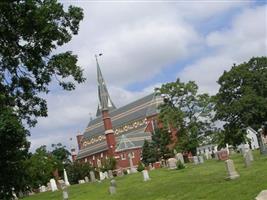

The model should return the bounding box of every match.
[95,55,117,156]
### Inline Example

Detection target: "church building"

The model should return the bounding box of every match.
[75,55,174,169]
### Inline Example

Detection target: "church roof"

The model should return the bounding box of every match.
[83,93,160,140]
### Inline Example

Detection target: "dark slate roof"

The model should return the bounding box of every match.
[83,93,160,140]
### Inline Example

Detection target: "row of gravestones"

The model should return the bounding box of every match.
[166,153,206,169]
[109,169,151,195]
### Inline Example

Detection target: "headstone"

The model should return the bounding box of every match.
[175,153,185,164]
[63,169,70,186]
[128,153,137,173]
[225,159,240,180]
[154,161,161,169]
[247,149,254,162]
[78,180,85,184]
[104,171,109,179]
[12,191,18,200]
[109,179,116,195]
[90,171,96,182]
[258,130,267,155]
[226,143,230,155]
[97,159,102,168]
[39,185,46,193]
[99,172,105,180]
[142,170,150,181]
[214,152,219,160]
[241,144,250,157]
[148,163,153,170]
[46,182,51,191]
[217,150,229,161]
[161,159,166,167]
[85,176,89,183]
[255,190,267,200]
[108,170,114,178]
[50,178,58,192]
[198,155,204,164]
[62,186,68,200]
[193,156,199,165]
[167,158,177,169]
[244,152,251,167]
[116,168,123,177]
[204,152,210,160]
[58,179,65,188]
[127,169,130,174]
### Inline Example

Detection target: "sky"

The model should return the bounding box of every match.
[29,1,267,152]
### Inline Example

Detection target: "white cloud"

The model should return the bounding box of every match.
[179,5,267,94]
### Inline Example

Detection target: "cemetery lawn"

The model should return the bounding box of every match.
[24,151,267,200]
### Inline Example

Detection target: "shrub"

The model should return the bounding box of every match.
[176,160,185,170]
[137,162,145,172]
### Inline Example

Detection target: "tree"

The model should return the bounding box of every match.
[0,107,30,199]
[0,0,84,126]
[66,162,93,184]
[102,157,117,171]
[155,79,214,155]
[0,1,84,198]
[24,146,57,190]
[215,57,267,146]
[141,140,156,166]
[151,128,173,160]
[51,143,71,174]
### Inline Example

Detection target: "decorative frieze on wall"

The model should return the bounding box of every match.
[82,118,147,148]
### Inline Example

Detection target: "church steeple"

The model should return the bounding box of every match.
[95,54,116,117]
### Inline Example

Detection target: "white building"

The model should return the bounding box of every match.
[238,127,259,150]
[196,144,218,155]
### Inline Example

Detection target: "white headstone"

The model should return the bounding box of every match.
[78,180,85,184]
[85,176,89,183]
[39,185,46,193]
[142,170,150,181]
[50,179,58,192]
[226,143,230,155]
[198,156,204,164]
[244,152,251,167]
[100,172,105,180]
[225,159,240,180]
[128,153,137,173]
[104,171,109,179]
[167,158,177,169]
[109,180,116,195]
[255,190,267,200]
[193,156,199,165]
[175,153,184,164]
[63,169,70,186]
[90,171,96,182]
[108,170,114,178]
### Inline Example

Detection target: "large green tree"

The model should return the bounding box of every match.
[151,128,173,160]
[0,1,84,198]
[156,79,214,154]
[24,146,57,190]
[0,107,30,199]
[215,57,267,146]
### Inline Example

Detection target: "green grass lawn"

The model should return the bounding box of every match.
[24,151,267,200]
